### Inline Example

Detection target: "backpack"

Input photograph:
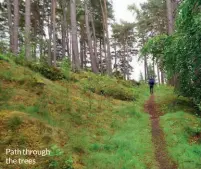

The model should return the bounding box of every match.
[149,79,155,85]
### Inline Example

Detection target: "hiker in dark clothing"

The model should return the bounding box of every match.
[149,78,155,94]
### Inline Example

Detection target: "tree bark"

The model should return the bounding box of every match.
[25,0,31,61]
[144,55,147,81]
[80,39,84,69]
[100,0,108,74]
[99,38,103,73]
[13,0,19,55]
[48,15,52,65]
[70,0,80,71]
[166,0,174,34]
[157,62,161,84]
[161,70,165,84]
[7,0,13,53]
[52,0,57,67]
[103,0,112,75]
[90,13,98,67]
[85,3,99,74]
[61,0,68,58]
[114,40,117,72]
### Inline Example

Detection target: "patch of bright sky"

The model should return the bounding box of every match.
[113,0,147,81]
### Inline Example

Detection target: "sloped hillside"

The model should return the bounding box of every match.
[0,56,156,169]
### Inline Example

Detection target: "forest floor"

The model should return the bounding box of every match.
[145,95,177,169]
[0,55,201,169]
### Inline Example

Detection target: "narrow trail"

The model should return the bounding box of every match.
[144,95,177,169]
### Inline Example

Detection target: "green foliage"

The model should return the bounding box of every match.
[0,83,13,108]
[7,116,22,131]
[0,41,7,53]
[161,112,201,169]
[141,0,201,109]
[156,86,201,169]
[79,72,136,101]
[28,63,65,81]
[48,145,74,169]
[0,54,10,62]
[61,58,71,80]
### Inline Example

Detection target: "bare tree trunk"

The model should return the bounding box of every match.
[90,13,98,66]
[153,57,155,78]
[52,0,57,67]
[80,40,84,69]
[85,3,99,74]
[114,40,117,72]
[13,0,19,55]
[161,70,165,84]
[166,0,174,34]
[123,44,126,80]
[103,0,112,75]
[25,0,31,61]
[40,2,44,59]
[66,28,70,57]
[48,15,52,65]
[157,62,161,84]
[144,55,147,81]
[7,0,13,53]
[99,39,103,73]
[61,0,68,59]
[70,0,80,71]
[100,0,108,73]
[83,41,87,69]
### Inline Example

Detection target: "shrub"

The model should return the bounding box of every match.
[7,116,22,130]
[80,73,136,101]
[28,63,65,81]
[0,54,10,62]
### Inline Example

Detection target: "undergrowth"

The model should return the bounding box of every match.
[156,86,201,169]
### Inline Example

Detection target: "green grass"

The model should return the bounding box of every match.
[161,112,201,169]
[0,55,158,169]
[155,85,201,169]
[85,87,158,169]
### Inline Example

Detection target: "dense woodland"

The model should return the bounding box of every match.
[0,0,201,169]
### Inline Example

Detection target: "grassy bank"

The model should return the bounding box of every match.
[155,86,201,169]
[0,56,156,169]
[86,86,158,169]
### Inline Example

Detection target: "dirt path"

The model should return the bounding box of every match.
[145,95,177,169]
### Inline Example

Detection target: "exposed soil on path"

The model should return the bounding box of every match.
[144,95,177,169]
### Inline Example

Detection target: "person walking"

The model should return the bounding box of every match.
[149,78,155,94]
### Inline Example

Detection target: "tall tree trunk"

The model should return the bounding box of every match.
[61,0,68,58]
[40,3,44,58]
[48,15,52,65]
[157,62,161,84]
[90,13,98,66]
[70,0,80,71]
[144,55,147,81]
[99,38,103,73]
[166,0,178,86]
[166,0,174,34]
[100,0,108,74]
[66,28,70,57]
[103,0,112,75]
[83,41,87,69]
[114,40,117,72]
[52,0,57,67]
[13,0,19,55]
[80,39,84,69]
[161,70,165,84]
[85,3,99,74]
[153,57,155,78]
[7,0,13,53]
[61,15,66,58]
[123,44,126,80]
